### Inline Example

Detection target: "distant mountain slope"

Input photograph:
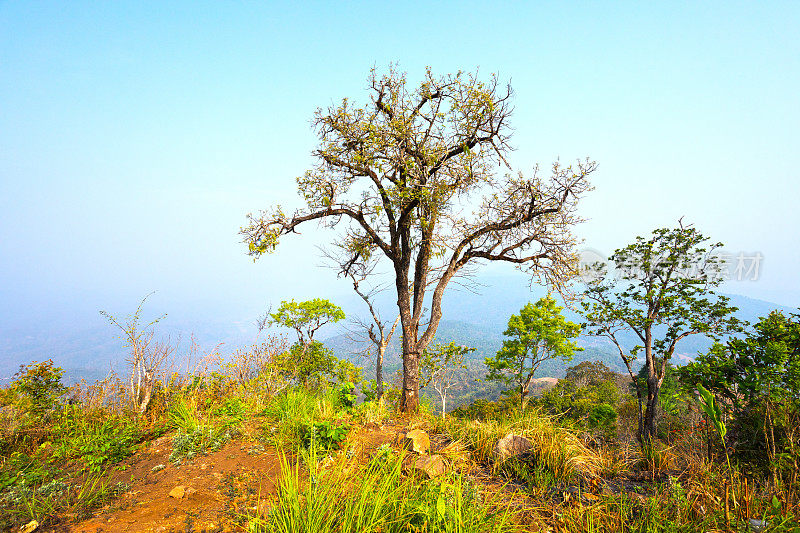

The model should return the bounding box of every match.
[0,271,794,384]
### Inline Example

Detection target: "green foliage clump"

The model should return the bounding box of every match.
[74,419,140,474]
[536,361,623,439]
[166,396,241,464]
[301,420,349,451]
[214,397,247,429]
[336,381,356,409]
[11,360,66,420]
[170,427,232,464]
[485,296,581,407]
[680,310,800,478]
[52,407,141,473]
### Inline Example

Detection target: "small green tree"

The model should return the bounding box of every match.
[12,360,66,419]
[581,223,741,444]
[268,299,346,389]
[268,299,346,346]
[485,295,582,408]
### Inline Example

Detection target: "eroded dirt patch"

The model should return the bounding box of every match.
[65,437,280,533]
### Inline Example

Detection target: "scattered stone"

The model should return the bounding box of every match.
[20,520,38,533]
[169,485,186,499]
[628,492,647,503]
[403,429,431,455]
[414,455,447,478]
[257,500,271,517]
[248,444,266,455]
[493,433,533,463]
[151,464,166,473]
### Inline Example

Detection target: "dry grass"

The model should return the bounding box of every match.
[438,410,608,481]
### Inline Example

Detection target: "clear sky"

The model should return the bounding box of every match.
[1,1,798,332]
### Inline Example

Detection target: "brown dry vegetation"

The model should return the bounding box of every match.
[1,336,798,533]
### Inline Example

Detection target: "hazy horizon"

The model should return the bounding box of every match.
[2,2,798,368]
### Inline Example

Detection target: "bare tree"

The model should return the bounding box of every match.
[100,294,175,415]
[337,259,399,401]
[427,343,472,417]
[242,67,595,412]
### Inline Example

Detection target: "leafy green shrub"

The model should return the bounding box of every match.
[0,452,56,494]
[12,360,66,420]
[588,403,617,431]
[214,397,247,428]
[451,397,516,421]
[77,419,140,473]
[336,381,356,408]
[52,407,141,473]
[301,420,349,450]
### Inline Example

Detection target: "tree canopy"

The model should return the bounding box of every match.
[485,295,582,406]
[680,310,800,410]
[269,299,346,346]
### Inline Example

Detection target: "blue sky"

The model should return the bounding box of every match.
[1,1,798,332]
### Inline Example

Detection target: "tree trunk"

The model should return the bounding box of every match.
[520,372,534,410]
[400,351,420,412]
[138,381,153,415]
[640,329,658,444]
[397,255,421,412]
[376,343,385,400]
[642,375,660,444]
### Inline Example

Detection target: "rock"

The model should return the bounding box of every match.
[748,519,768,532]
[628,492,647,503]
[257,500,271,517]
[493,433,533,463]
[151,464,166,473]
[20,520,38,533]
[169,485,186,499]
[185,487,197,496]
[414,455,447,478]
[403,429,431,455]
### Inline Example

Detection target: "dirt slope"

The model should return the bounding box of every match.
[64,437,280,533]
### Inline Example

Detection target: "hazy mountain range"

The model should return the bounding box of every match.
[0,273,795,385]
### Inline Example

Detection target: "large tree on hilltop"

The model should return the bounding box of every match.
[242,67,595,412]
